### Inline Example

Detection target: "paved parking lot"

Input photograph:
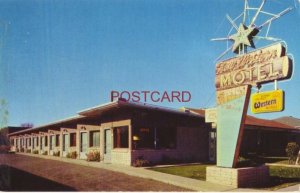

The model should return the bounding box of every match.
[0,154,190,191]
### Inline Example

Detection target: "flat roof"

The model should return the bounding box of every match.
[185,107,299,132]
[9,99,201,136]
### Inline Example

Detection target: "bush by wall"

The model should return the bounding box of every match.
[133,156,151,167]
[66,151,77,159]
[32,150,39,154]
[53,151,60,157]
[86,151,102,162]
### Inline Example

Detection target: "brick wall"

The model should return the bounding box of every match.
[111,149,131,165]
[206,165,269,188]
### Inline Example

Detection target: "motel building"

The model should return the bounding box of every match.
[7,99,300,166]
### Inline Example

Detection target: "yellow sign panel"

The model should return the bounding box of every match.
[251,90,284,114]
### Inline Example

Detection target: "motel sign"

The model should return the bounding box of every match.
[211,0,293,168]
[215,43,293,168]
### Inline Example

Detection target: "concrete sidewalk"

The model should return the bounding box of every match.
[17,153,235,191]
[275,184,300,192]
[20,153,300,192]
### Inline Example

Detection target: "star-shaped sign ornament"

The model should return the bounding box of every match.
[211,0,292,61]
[229,24,258,54]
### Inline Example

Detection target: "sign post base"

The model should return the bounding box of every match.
[206,165,269,188]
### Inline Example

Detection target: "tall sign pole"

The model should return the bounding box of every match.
[211,0,293,168]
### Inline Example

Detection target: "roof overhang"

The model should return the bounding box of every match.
[78,99,203,118]
[8,115,85,136]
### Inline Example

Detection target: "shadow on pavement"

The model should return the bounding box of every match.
[0,165,76,191]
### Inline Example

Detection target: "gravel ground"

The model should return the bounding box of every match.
[0,154,191,191]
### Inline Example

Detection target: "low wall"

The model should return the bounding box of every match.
[206,165,269,188]
[111,149,131,165]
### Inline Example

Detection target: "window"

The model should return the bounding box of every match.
[56,134,60,146]
[70,133,76,147]
[90,131,100,147]
[36,137,39,146]
[29,138,31,146]
[113,126,129,148]
[156,127,177,149]
[132,126,177,149]
[10,139,14,146]
[45,136,48,146]
[33,138,36,149]
[133,127,154,149]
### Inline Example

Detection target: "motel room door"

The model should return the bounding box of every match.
[50,135,55,155]
[80,132,88,159]
[63,134,69,157]
[40,137,43,151]
[104,129,112,163]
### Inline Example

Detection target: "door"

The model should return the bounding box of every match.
[104,129,112,163]
[50,135,55,155]
[32,138,35,149]
[80,132,88,159]
[209,131,216,162]
[63,134,69,157]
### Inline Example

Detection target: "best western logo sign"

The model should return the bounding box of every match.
[215,43,293,91]
[251,90,284,114]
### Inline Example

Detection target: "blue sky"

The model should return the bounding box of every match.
[0,0,300,126]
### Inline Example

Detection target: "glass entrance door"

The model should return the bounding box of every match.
[209,131,216,162]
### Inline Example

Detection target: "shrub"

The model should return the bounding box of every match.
[33,150,39,154]
[86,151,102,162]
[285,142,299,164]
[26,149,31,153]
[53,151,60,157]
[20,147,25,152]
[269,166,300,178]
[0,145,10,153]
[42,151,48,155]
[66,151,77,159]
[133,156,151,167]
